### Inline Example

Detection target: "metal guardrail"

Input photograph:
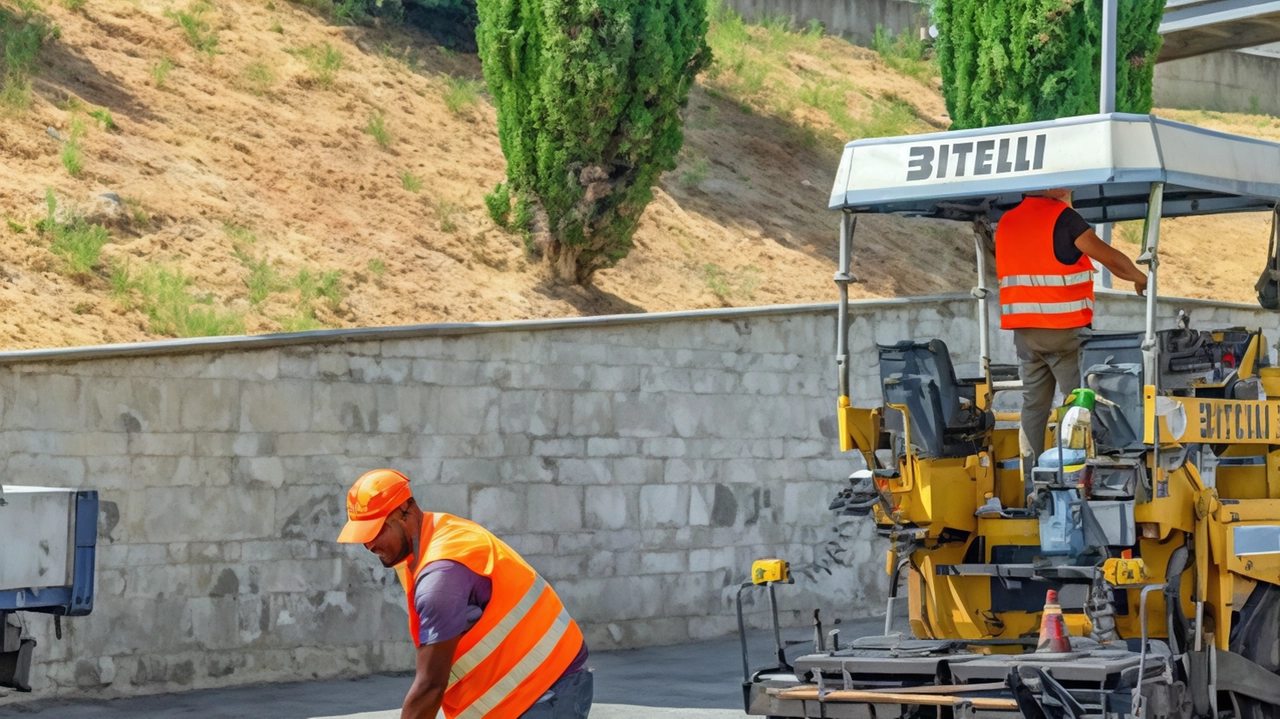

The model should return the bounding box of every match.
[0,290,1264,366]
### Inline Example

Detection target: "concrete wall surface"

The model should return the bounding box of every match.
[1154,46,1280,116]
[1,291,1276,701]
[722,0,929,46]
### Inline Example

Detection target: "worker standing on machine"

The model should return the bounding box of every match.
[338,469,592,719]
[995,189,1148,468]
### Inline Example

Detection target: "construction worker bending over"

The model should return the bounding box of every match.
[994,189,1148,466]
[338,469,591,719]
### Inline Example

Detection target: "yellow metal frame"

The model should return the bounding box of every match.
[838,329,1280,650]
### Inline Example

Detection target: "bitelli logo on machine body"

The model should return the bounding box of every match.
[905,133,1049,182]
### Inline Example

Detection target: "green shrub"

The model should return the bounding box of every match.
[151,57,174,87]
[88,108,117,130]
[60,117,85,175]
[287,42,342,87]
[0,2,59,112]
[281,314,324,332]
[934,0,1166,129]
[477,0,711,283]
[703,263,761,300]
[292,266,342,317]
[135,265,245,337]
[244,60,277,95]
[364,110,391,149]
[108,257,133,304]
[484,182,510,227]
[367,258,386,275]
[435,198,459,233]
[233,252,284,305]
[442,76,481,114]
[871,25,934,82]
[399,170,422,192]
[123,198,150,226]
[1115,220,1144,245]
[165,1,220,57]
[38,190,111,276]
[679,157,709,188]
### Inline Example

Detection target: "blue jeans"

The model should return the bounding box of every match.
[519,669,593,719]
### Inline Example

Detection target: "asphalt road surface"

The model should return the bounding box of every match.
[0,622,883,719]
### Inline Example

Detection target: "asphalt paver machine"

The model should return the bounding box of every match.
[742,114,1280,719]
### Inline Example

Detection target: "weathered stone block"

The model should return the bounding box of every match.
[129,487,276,543]
[240,381,313,433]
[567,392,614,436]
[275,433,347,456]
[427,386,499,435]
[4,454,86,486]
[584,485,631,530]
[639,551,687,574]
[640,485,689,528]
[311,383,379,433]
[641,437,686,458]
[349,356,411,384]
[411,359,480,386]
[526,485,583,532]
[201,351,279,381]
[6,374,82,430]
[612,394,674,438]
[469,485,526,532]
[498,390,569,436]
[532,438,585,457]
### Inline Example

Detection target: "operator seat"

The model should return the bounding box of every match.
[878,339,991,459]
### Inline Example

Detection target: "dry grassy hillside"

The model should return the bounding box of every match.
[0,0,1276,351]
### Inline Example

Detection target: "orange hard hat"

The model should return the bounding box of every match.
[336,469,414,544]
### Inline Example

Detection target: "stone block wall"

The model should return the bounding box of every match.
[1154,47,1280,117]
[1,291,1276,700]
[722,0,929,47]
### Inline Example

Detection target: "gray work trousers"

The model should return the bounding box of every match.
[1015,327,1089,462]
[520,669,594,719]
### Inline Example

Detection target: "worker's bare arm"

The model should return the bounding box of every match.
[402,635,462,719]
[1075,229,1149,296]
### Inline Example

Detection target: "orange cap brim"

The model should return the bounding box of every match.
[337,516,387,544]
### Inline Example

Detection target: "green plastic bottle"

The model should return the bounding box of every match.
[1059,389,1096,451]
[1064,388,1096,411]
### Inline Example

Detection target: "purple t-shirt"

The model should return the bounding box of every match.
[414,560,587,676]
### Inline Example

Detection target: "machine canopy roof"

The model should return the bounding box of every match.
[829,113,1280,223]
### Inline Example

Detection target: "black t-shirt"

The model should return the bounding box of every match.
[1052,207,1092,265]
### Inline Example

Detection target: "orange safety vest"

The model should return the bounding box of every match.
[994,196,1095,330]
[393,513,584,719]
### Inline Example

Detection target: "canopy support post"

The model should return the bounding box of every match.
[972,221,993,378]
[1139,183,1165,383]
[1101,0,1118,115]
[835,212,857,401]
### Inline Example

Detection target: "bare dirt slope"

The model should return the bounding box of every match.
[0,1,1276,351]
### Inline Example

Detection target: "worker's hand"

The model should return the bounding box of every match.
[1134,275,1148,297]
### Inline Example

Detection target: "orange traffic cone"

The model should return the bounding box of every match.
[1036,590,1071,653]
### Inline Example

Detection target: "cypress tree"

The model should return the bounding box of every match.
[477,0,710,284]
[935,0,1165,130]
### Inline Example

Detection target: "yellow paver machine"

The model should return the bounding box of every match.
[742,114,1280,719]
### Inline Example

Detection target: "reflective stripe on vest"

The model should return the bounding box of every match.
[1001,298,1094,316]
[454,608,573,719]
[449,576,548,683]
[999,271,1093,289]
